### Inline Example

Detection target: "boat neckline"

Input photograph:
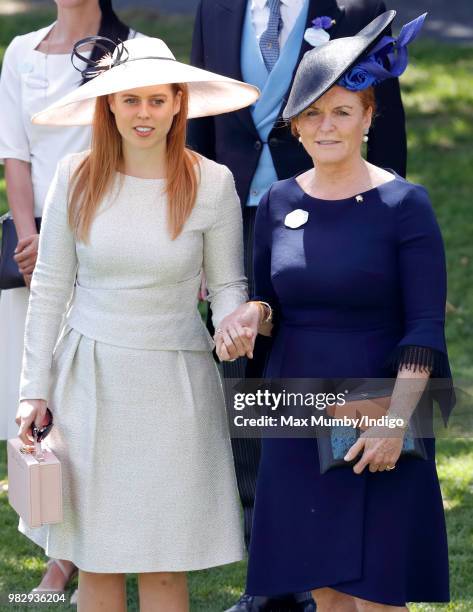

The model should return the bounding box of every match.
[291,170,400,203]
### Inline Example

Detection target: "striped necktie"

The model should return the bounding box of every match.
[259,0,283,73]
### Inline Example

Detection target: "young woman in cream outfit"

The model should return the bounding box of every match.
[16,36,258,610]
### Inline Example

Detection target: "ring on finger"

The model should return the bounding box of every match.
[215,328,224,336]
[386,464,396,471]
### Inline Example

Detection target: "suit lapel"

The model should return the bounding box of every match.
[279,0,346,114]
[215,0,246,81]
[216,0,258,136]
[215,0,258,138]
[298,0,346,67]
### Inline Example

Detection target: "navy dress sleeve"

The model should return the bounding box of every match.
[390,185,454,420]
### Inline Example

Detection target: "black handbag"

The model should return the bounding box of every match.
[0,213,41,290]
[317,387,428,474]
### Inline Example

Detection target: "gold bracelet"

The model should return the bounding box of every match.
[251,300,273,325]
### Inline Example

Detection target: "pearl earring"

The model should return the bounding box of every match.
[298,136,302,143]
[363,130,369,143]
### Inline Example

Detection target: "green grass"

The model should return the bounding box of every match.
[401,42,473,384]
[1,9,473,611]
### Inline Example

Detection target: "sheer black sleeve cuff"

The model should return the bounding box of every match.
[388,345,450,377]
[387,345,455,424]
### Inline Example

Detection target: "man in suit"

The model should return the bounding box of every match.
[188,2,406,610]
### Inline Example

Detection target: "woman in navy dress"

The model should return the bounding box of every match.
[217,11,454,611]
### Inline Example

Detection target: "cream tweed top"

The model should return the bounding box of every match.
[20,152,247,401]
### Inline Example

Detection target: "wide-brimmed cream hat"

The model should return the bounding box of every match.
[32,36,260,125]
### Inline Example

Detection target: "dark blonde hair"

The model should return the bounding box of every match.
[68,83,199,242]
[290,86,377,138]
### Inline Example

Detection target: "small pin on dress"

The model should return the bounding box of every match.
[355,195,364,203]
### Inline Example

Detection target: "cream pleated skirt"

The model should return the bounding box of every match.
[20,326,245,573]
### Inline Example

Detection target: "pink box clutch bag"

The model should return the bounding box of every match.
[7,437,63,528]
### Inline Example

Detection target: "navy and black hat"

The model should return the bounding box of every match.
[283,10,426,120]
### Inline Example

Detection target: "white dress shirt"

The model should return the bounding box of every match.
[251,0,305,49]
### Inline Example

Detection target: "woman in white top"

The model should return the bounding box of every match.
[0,0,143,595]
[16,36,258,610]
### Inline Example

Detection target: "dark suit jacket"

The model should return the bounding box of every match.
[188,0,407,206]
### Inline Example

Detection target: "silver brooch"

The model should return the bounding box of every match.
[284,209,309,229]
[355,195,364,203]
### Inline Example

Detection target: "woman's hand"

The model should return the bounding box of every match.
[14,233,39,276]
[16,399,48,446]
[214,302,261,361]
[344,425,405,474]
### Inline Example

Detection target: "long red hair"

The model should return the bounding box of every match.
[68,83,199,241]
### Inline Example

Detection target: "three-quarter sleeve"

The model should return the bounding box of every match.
[0,36,31,164]
[204,165,248,329]
[19,156,78,401]
[252,188,280,328]
[389,185,454,419]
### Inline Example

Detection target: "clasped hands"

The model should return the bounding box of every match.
[214,302,261,362]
